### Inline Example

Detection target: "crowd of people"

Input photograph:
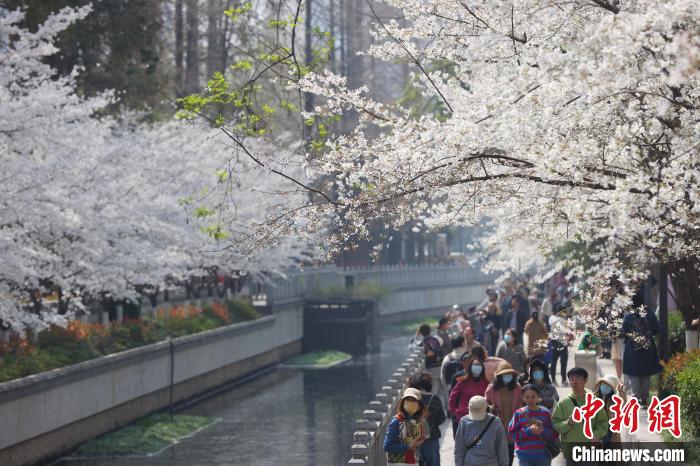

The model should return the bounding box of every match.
[386,271,666,466]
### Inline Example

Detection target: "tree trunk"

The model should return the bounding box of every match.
[667,257,700,329]
[184,0,200,94]
[329,0,335,72]
[304,0,314,142]
[206,0,223,78]
[339,0,346,76]
[175,0,184,96]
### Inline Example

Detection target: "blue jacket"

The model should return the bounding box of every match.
[384,414,422,464]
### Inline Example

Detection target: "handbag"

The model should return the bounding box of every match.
[420,394,435,440]
[543,438,561,458]
[524,411,561,458]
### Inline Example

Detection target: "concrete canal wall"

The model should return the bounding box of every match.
[0,301,303,466]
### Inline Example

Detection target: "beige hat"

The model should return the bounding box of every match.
[596,374,619,389]
[495,361,518,377]
[401,387,422,401]
[468,395,488,421]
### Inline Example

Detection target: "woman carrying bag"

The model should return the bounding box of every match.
[485,362,523,466]
[384,388,427,466]
[509,384,559,466]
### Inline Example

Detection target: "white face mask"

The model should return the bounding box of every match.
[471,365,483,376]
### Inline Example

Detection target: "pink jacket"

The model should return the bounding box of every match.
[448,377,490,421]
[485,383,523,430]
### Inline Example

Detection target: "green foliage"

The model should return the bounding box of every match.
[230,60,253,72]
[659,349,700,438]
[398,60,459,120]
[312,282,391,301]
[73,414,216,457]
[548,239,601,272]
[675,356,700,437]
[199,224,230,240]
[224,2,252,22]
[194,206,215,218]
[0,300,260,383]
[285,350,351,367]
[668,311,686,356]
[387,317,441,335]
[4,0,165,112]
[226,299,260,322]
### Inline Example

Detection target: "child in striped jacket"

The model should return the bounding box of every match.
[508,384,558,466]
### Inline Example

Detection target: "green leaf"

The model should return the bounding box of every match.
[224,2,252,21]
[230,60,253,72]
[216,169,229,183]
[194,207,214,218]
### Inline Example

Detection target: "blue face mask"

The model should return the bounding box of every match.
[504,334,513,344]
[471,365,483,376]
[532,370,545,381]
[600,384,613,396]
[501,374,513,384]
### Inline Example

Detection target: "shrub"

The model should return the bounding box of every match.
[668,311,686,356]
[661,349,700,397]
[202,302,230,325]
[351,281,391,300]
[0,299,259,383]
[675,358,700,437]
[227,299,259,322]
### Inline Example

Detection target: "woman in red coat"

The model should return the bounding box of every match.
[448,357,490,438]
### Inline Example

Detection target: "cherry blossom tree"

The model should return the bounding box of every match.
[0,7,306,331]
[189,0,699,333]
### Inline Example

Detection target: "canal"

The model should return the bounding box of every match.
[54,328,414,466]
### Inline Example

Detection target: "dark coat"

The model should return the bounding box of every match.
[420,390,446,440]
[505,307,529,335]
[622,311,663,377]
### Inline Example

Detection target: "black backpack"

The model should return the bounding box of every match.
[443,357,462,389]
[422,335,444,368]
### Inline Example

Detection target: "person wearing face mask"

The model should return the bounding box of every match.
[520,359,559,410]
[384,388,426,465]
[595,374,626,454]
[485,362,523,466]
[449,357,490,438]
[408,372,446,466]
[496,329,527,374]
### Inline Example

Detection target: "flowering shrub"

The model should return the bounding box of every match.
[676,358,700,437]
[661,349,700,395]
[661,349,700,437]
[0,299,253,383]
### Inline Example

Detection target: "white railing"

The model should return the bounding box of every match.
[265,264,492,303]
[347,348,425,465]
